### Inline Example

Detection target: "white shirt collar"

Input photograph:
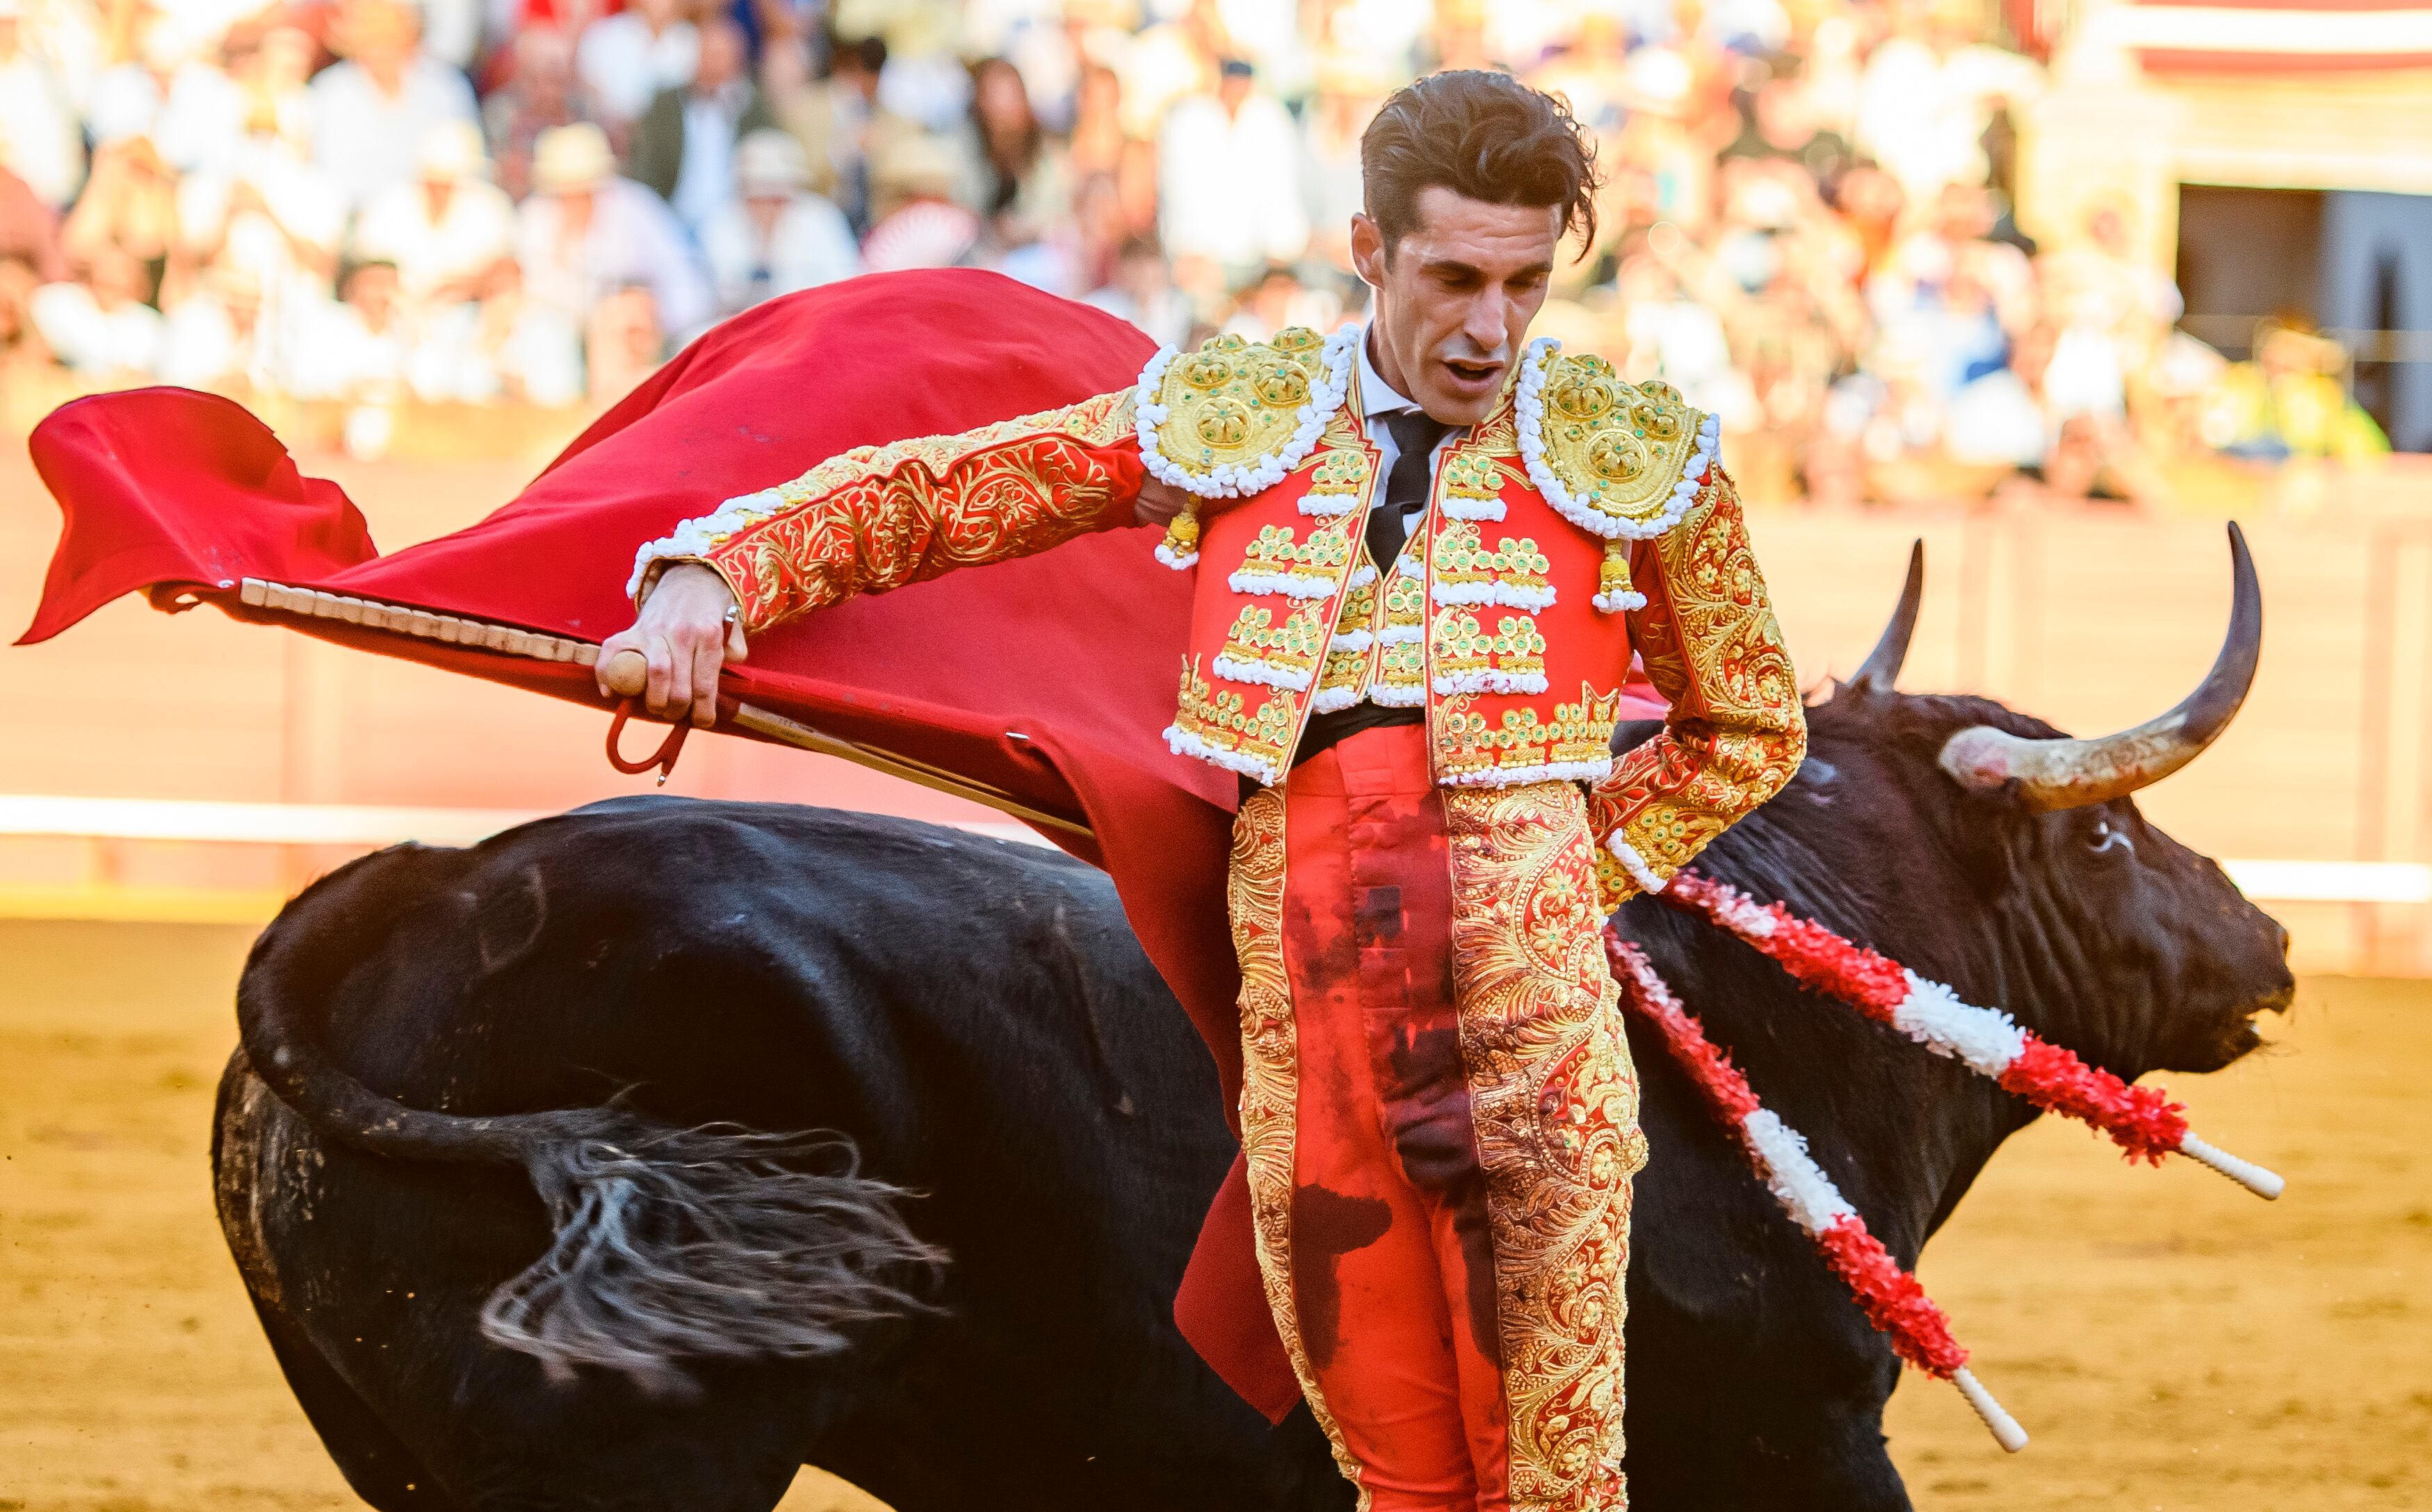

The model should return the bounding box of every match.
[1356,325,1419,421]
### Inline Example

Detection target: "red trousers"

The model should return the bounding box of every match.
[1228,726,1644,1512]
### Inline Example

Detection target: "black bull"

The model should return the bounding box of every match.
[213,555,2294,1512]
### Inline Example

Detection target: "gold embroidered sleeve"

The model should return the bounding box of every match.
[635,387,1144,633]
[1588,466,1806,907]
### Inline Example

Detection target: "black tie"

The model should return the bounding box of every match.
[1368,409,1450,571]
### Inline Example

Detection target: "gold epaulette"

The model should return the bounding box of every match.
[1517,342,1720,542]
[1136,327,1357,498]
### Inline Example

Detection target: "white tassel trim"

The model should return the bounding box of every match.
[1516,337,1721,542]
[1162,723,1281,785]
[1300,494,1359,517]
[1432,669,1550,696]
[1154,543,1199,570]
[1888,971,2029,1077]
[1607,834,1670,895]
[1137,327,1359,500]
[1378,624,1425,644]
[1227,570,1335,600]
[1210,655,1316,692]
[1593,588,1648,613]
[1328,628,1375,654]
[1365,682,1427,707]
[1439,496,1507,521]
[1739,1108,1858,1233]
[1309,684,1365,713]
[1432,581,1557,610]
[1441,756,1615,788]
[626,486,786,599]
[1345,564,1379,590]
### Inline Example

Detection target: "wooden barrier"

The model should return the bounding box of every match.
[3,448,2427,972]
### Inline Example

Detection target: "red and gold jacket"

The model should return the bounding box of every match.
[633,325,1806,903]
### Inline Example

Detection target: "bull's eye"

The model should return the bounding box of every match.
[2087,818,2132,856]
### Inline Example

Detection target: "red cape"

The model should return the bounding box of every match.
[26,268,1668,1417]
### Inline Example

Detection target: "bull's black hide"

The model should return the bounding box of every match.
[213,685,2292,1512]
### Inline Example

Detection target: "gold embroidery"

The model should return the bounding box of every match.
[1537,352,1701,531]
[1442,448,1509,501]
[1233,520,1357,592]
[1228,790,1367,1500]
[1215,603,1333,690]
[1587,469,1806,893]
[1153,328,1329,477]
[702,389,1138,629]
[1433,520,1554,603]
[1445,783,1643,1512]
[1308,449,1375,497]
[1435,685,1632,786]
[1172,656,1301,776]
[1431,610,1548,686]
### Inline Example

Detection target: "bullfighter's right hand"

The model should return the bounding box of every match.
[598,563,747,729]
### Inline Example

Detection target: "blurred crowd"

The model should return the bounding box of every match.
[0,0,2392,484]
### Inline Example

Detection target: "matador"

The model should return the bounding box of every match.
[606,72,1806,1512]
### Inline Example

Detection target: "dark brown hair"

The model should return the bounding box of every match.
[1361,70,1600,256]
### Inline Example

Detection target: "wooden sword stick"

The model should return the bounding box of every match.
[597,649,1094,841]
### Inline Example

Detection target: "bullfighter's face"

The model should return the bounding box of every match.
[1352,186,1562,428]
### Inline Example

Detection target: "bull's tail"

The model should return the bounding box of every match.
[234,843,946,1389]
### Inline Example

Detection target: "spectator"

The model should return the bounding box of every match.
[352,120,517,309]
[2203,322,2390,464]
[229,24,318,161]
[861,132,981,272]
[288,257,410,400]
[628,15,777,236]
[157,258,273,389]
[1155,57,1306,283]
[1083,233,1193,349]
[516,122,711,354]
[699,128,860,316]
[409,255,585,404]
[58,137,179,302]
[29,243,165,375]
[575,0,697,127]
[768,30,891,231]
[308,0,480,211]
[968,54,1064,221]
[482,28,598,200]
[87,18,243,175]
[0,0,85,209]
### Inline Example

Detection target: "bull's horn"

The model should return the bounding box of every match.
[1848,539,1924,693]
[1938,523,2260,811]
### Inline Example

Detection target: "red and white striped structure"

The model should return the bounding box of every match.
[1657,871,2285,1199]
[1605,934,2030,1452]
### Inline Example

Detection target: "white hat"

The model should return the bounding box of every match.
[733,129,809,196]
[416,118,487,181]
[532,122,615,194]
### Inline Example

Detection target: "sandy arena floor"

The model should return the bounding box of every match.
[1,918,2424,1511]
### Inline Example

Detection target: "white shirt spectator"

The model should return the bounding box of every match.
[518,174,712,341]
[576,9,697,123]
[30,281,165,374]
[670,83,745,234]
[1156,82,1309,270]
[89,57,245,175]
[354,174,517,302]
[700,195,859,315]
[0,24,84,207]
[308,56,479,210]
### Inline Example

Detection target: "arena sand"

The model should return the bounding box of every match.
[0,919,2422,1511]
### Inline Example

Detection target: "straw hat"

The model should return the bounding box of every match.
[416,119,487,182]
[870,131,962,201]
[734,129,810,197]
[532,122,615,194]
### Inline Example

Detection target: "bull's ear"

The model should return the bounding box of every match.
[1941,772,2033,900]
